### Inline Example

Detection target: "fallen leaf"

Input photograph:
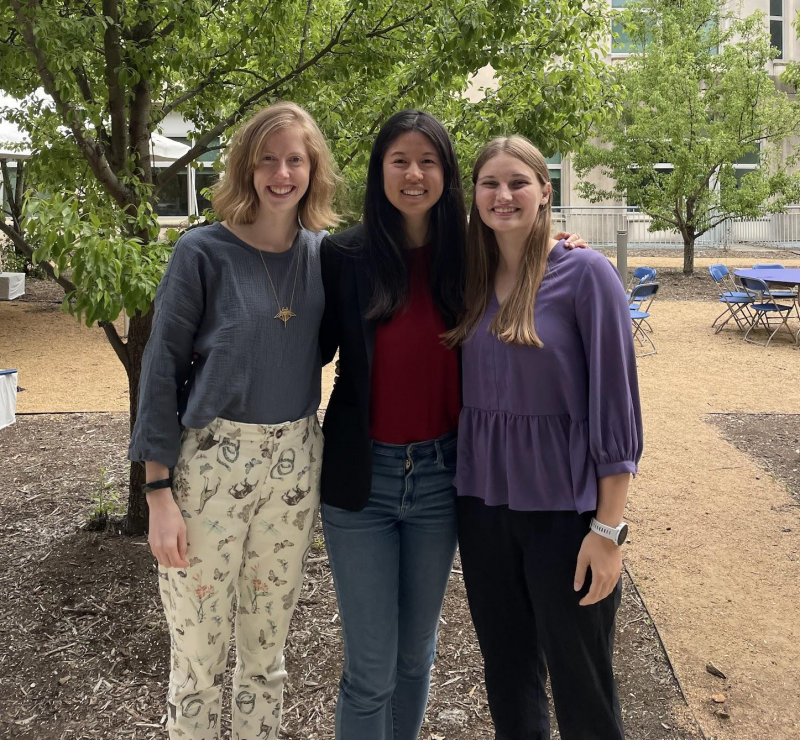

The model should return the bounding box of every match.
[706,661,727,679]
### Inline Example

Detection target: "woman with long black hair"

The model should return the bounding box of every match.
[318,110,465,740]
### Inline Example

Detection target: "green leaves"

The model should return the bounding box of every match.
[3,0,614,332]
[574,0,800,270]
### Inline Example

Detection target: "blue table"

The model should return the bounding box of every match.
[734,269,800,346]
[734,268,800,287]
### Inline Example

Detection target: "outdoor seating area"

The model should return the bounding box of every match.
[708,263,800,347]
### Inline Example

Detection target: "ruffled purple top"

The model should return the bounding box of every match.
[455,241,643,513]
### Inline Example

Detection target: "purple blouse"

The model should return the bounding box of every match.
[455,241,643,513]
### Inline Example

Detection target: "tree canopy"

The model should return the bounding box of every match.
[574,0,800,274]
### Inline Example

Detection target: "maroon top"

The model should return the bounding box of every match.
[369,245,461,444]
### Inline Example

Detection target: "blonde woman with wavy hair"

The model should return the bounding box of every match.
[130,101,339,740]
[448,136,643,740]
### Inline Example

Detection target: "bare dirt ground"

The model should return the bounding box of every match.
[0,414,699,740]
[628,301,800,740]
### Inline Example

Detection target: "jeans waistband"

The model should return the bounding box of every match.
[371,430,457,460]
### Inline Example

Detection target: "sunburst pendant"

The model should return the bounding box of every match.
[275,307,296,327]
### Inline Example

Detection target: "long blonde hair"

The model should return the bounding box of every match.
[212,101,341,231]
[445,136,553,348]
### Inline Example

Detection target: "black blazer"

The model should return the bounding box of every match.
[318,223,459,511]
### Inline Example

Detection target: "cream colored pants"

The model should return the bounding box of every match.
[159,414,322,740]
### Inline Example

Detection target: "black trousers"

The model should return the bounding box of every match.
[457,497,624,740]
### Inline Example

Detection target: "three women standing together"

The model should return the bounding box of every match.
[130,101,642,740]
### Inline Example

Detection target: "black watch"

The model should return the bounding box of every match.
[142,477,173,495]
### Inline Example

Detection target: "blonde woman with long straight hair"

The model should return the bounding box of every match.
[446,136,642,740]
[129,101,339,740]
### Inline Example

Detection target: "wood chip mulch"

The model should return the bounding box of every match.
[0,413,701,739]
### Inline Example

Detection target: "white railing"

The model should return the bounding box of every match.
[552,206,800,249]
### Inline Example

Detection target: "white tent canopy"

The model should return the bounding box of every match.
[0,92,191,162]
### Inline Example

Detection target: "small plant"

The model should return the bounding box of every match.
[86,467,123,530]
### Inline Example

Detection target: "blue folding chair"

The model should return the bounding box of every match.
[739,276,798,347]
[626,267,657,299]
[708,264,751,333]
[630,282,659,356]
[751,264,797,300]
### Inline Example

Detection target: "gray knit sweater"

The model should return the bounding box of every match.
[129,222,325,468]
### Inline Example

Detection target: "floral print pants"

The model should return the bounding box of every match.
[159,414,322,740]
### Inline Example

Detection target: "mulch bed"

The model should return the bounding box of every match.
[0,414,701,739]
[708,414,800,505]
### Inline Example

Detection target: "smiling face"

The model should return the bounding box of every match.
[381,131,445,224]
[252,128,311,218]
[474,152,551,238]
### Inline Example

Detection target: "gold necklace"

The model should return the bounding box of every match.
[258,247,301,328]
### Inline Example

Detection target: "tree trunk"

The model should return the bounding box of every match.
[683,234,695,275]
[122,309,153,535]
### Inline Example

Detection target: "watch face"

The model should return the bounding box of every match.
[617,523,629,546]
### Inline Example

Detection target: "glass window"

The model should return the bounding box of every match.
[734,147,760,166]
[1,167,18,215]
[549,169,561,208]
[198,137,221,163]
[769,1,783,59]
[154,170,189,217]
[611,0,636,53]
[770,20,783,58]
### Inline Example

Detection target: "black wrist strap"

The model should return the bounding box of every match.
[142,477,173,495]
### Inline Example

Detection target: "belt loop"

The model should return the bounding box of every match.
[434,438,443,468]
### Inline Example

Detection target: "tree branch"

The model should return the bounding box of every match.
[129,75,153,191]
[10,0,131,208]
[155,7,359,191]
[366,5,431,38]
[98,320,131,374]
[298,0,314,66]
[0,220,77,295]
[156,80,214,122]
[102,0,127,173]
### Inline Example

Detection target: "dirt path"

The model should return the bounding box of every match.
[0,302,128,412]
[629,301,800,739]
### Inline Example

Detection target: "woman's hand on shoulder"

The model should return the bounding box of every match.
[555,232,590,250]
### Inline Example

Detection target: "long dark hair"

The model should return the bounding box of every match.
[363,110,467,324]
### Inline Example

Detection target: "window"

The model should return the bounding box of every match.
[731,145,759,189]
[769,0,783,59]
[196,171,219,215]
[153,136,221,218]
[626,164,673,209]
[154,170,189,217]
[546,153,562,208]
[1,164,18,216]
[611,0,636,53]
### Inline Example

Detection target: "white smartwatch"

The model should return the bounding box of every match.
[590,517,629,546]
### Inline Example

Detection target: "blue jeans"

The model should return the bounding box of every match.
[322,432,459,740]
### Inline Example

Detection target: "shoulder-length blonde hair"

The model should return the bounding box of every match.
[445,136,553,349]
[211,101,341,232]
